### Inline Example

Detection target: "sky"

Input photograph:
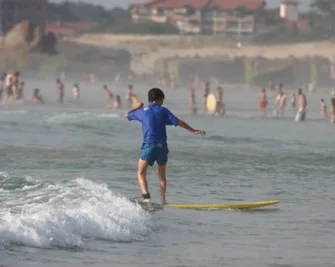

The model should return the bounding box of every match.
[50,0,312,9]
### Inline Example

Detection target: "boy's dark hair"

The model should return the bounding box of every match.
[148,88,165,102]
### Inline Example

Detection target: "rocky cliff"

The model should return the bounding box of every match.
[0,21,132,78]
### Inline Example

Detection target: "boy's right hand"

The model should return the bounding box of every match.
[194,130,206,135]
[136,102,144,109]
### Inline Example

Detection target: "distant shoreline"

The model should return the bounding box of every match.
[68,34,335,74]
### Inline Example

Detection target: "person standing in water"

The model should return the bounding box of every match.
[280,92,287,117]
[214,85,225,116]
[274,84,286,118]
[295,88,307,121]
[268,80,275,91]
[72,83,80,101]
[0,74,3,101]
[274,85,282,118]
[3,72,13,104]
[291,93,296,115]
[12,71,20,102]
[17,81,24,101]
[125,88,205,205]
[126,85,133,109]
[320,99,328,119]
[103,85,113,108]
[190,87,197,115]
[56,79,64,104]
[330,90,335,123]
[114,95,121,109]
[203,82,210,111]
[259,88,268,116]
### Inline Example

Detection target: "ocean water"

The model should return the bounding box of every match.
[0,81,335,267]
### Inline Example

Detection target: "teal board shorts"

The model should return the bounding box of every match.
[140,142,169,166]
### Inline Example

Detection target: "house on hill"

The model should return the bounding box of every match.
[280,0,299,22]
[279,0,310,32]
[130,0,275,37]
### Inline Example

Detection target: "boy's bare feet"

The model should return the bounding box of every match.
[161,197,167,205]
[142,198,151,203]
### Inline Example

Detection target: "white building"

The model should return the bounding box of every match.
[280,0,299,22]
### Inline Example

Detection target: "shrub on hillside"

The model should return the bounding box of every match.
[92,21,179,34]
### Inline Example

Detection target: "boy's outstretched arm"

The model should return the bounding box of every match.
[177,120,206,135]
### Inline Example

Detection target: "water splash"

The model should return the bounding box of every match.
[0,174,151,249]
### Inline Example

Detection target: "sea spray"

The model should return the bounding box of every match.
[0,174,152,248]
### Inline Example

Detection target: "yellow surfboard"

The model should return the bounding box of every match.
[166,200,280,210]
[132,95,140,108]
[136,200,280,211]
[206,93,217,113]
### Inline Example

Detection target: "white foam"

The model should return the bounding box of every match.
[44,112,119,124]
[0,110,27,115]
[0,176,152,249]
[0,172,9,179]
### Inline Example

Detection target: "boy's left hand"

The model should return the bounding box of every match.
[194,129,206,135]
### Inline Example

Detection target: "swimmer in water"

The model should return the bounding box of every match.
[72,83,80,100]
[31,88,43,104]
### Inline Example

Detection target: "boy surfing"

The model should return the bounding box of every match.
[125,88,205,205]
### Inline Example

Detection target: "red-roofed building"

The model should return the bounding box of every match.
[130,0,270,36]
[45,21,97,37]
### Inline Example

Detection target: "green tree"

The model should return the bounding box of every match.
[47,1,127,23]
[310,0,335,36]
[93,21,179,34]
[47,1,81,21]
